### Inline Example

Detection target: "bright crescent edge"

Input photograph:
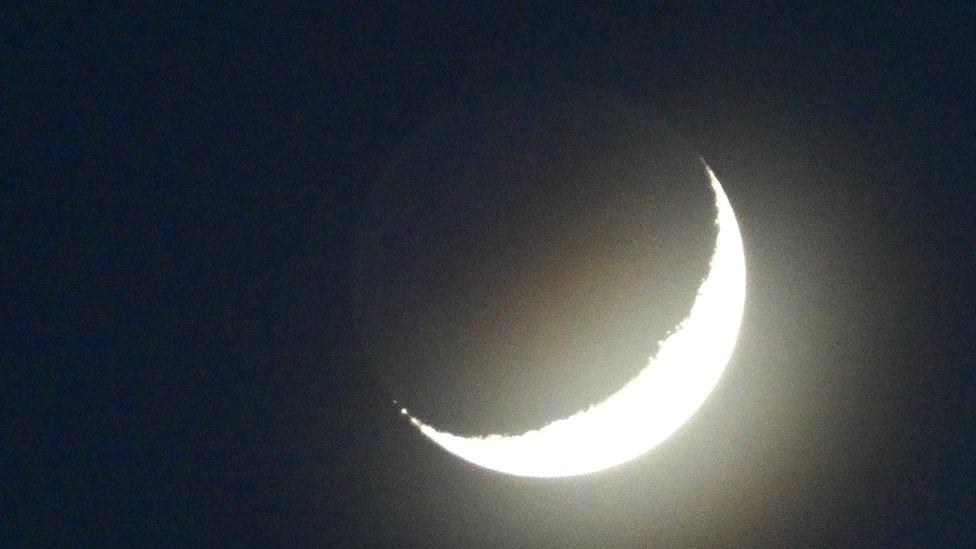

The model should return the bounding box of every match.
[400,163,746,478]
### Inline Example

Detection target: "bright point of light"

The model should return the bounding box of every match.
[402,165,746,478]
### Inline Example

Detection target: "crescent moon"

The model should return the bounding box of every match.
[400,163,746,478]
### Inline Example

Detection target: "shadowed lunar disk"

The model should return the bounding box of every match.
[401,164,746,478]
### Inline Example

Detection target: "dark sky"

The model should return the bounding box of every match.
[5,4,974,546]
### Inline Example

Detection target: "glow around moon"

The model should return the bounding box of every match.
[400,164,746,478]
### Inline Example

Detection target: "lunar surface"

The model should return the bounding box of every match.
[401,163,746,478]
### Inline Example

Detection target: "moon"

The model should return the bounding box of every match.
[399,163,746,478]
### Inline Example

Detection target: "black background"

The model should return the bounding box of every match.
[5,3,975,546]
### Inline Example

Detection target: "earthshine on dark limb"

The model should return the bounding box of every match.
[401,163,746,478]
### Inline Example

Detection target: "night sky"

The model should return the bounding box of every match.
[6,4,975,545]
